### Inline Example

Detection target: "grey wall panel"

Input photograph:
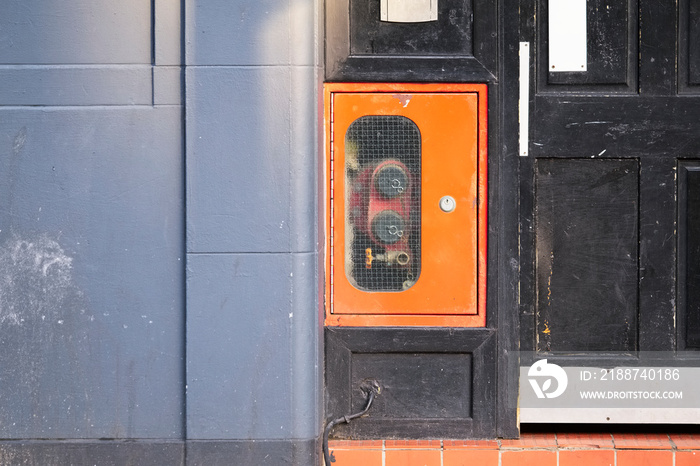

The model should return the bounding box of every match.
[0,441,184,466]
[0,66,152,106]
[156,0,183,66]
[155,67,184,106]
[186,439,317,465]
[0,107,184,438]
[187,253,319,439]
[184,0,321,452]
[154,0,183,106]
[186,66,293,253]
[185,0,291,66]
[0,0,151,65]
[184,0,316,66]
[289,0,317,66]
[290,252,321,439]
[186,65,316,254]
[289,65,318,253]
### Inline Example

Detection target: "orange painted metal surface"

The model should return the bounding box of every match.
[324,83,487,327]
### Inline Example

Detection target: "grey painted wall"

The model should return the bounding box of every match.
[185,0,322,444]
[0,0,322,461]
[0,0,184,440]
[0,108,184,439]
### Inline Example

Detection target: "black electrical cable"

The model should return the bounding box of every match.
[322,381,380,465]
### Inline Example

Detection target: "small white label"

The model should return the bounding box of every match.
[549,0,587,72]
[380,0,438,23]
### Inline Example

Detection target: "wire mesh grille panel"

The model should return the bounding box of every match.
[344,115,421,292]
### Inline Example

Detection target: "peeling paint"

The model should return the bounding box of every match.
[0,233,98,436]
[12,126,27,156]
[0,233,79,326]
[391,94,412,107]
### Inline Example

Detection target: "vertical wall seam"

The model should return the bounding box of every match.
[288,0,296,441]
[151,0,157,65]
[181,0,189,447]
[151,0,157,106]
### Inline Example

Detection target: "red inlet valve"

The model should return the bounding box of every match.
[348,159,413,269]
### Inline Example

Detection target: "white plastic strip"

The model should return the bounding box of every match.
[548,0,587,72]
[520,408,700,424]
[519,42,530,157]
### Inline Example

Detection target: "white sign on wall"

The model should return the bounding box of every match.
[549,0,587,72]
[380,0,438,23]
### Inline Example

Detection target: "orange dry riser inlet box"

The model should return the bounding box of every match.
[324,83,487,327]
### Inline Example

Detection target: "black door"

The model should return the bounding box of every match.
[518,0,700,420]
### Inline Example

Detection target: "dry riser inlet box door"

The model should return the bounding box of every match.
[325,83,487,327]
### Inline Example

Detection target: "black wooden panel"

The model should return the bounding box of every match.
[519,144,537,355]
[519,0,538,357]
[679,163,700,348]
[325,0,497,81]
[680,0,700,91]
[639,0,676,95]
[325,328,496,439]
[531,96,700,158]
[537,0,637,93]
[690,0,700,84]
[324,57,496,83]
[488,66,520,435]
[350,0,472,56]
[638,158,677,351]
[351,353,472,419]
[535,159,639,352]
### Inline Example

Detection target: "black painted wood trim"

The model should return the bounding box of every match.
[325,328,496,439]
[325,57,497,83]
[679,0,698,92]
[535,0,639,94]
[497,0,522,440]
[639,0,677,95]
[678,161,700,350]
[325,0,498,82]
[531,96,700,158]
[638,157,677,351]
[322,0,520,438]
